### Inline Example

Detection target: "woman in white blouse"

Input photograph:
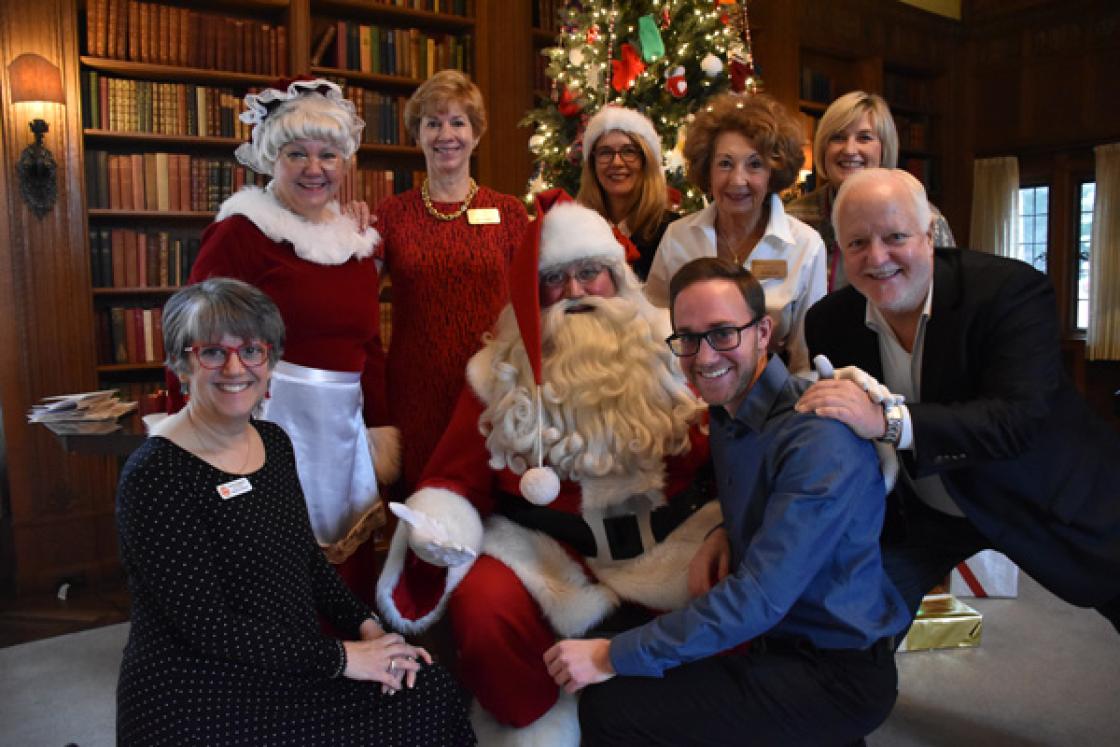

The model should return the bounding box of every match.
[646,93,825,374]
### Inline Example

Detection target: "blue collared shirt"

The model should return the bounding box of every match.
[609,357,910,677]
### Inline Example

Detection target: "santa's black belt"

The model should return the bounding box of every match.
[495,471,714,562]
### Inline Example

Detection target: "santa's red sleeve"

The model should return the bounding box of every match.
[376,384,498,633]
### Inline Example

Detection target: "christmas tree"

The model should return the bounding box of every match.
[521,0,761,210]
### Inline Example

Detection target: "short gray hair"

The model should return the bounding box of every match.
[832,168,933,238]
[163,278,285,375]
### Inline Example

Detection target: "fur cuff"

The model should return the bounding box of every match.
[375,522,475,634]
[218,186,379,265]
[319,501,387,564]
[367,426,401,485]
[470,692,579,747]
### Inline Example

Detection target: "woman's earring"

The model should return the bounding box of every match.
[180,379,190,396]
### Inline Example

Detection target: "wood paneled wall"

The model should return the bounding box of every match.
[0,0,120,593]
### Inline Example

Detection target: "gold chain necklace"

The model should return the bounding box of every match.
[717,232,752,266]
[422,177,478,221]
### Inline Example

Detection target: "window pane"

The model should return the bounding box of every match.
[1017,186,1049,271]
[1076,181,1095,330]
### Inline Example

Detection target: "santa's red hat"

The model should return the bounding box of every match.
[508,190,636,504]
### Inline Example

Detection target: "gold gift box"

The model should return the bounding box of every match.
[898,593,983,653]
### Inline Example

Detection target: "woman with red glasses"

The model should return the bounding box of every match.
[122,278,474,746]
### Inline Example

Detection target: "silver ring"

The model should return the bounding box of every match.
[388,659,396,673]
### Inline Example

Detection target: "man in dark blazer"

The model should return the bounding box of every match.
[798,167,1120,631]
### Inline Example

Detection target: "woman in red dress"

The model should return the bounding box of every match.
[376,70,529,490]
[167,79,392,606]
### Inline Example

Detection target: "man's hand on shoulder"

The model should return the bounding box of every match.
[544,639,615,694]
[796,380,887,440]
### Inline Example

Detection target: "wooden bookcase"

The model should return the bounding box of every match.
[76,0,477,400]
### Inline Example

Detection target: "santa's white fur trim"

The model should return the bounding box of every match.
[482,517,618,638]
[374,488,482,633]
[470,692,579,747]
[583,106,661,164]
[375,519,475,635]
[366,425,401,485]
[539,202,624,271]
[217,186,379,266]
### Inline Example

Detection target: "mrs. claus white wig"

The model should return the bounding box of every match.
[234,79,364,176]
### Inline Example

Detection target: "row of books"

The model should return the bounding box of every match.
[89,228,201,290]
[340,85,412,146]
[86,151,267,213]
[97,305,167,366]
[800,67,835,105]
[329,21,470,79]
[363,0,471,15]
[884,73,932,112]
[81,72,253,139]
[337,169,425,209]
[85,0,288,75]
[894,114,929,152]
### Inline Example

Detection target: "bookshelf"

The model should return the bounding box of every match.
[75,0,478,391]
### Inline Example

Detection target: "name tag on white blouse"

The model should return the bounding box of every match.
[217,477,252,500]
[750,258,787,280]
[467,208,500,225]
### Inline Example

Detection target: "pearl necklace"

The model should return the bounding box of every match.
[422,177,478,221]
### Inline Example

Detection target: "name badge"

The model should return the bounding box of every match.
[750,258,787,280]
[467,208,500,225]
[217,477,252,500]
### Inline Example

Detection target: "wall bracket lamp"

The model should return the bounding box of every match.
[9,53,66,219]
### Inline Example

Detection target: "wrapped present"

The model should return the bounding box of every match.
[950,550,1020,598]
[898,593,983,652]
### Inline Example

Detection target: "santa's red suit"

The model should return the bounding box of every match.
[377,199,720,746]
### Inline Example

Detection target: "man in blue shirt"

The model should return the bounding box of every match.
[545,257,910,746]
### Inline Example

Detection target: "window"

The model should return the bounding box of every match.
[1076,182,1095,330]
[1017,185,1049,273]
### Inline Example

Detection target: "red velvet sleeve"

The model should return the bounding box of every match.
[415,384,499,518]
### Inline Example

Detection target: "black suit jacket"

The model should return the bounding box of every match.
[806,248,1120,607]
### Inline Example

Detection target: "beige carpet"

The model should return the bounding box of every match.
[0,574,1116,746]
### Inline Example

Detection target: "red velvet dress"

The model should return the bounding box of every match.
[167,191,385,608]
[376,186,528,490]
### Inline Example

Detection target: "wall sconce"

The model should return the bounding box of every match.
[9,53,66,219]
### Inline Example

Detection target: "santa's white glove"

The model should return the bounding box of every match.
[814,355,904,408]
[814,355,900,492]
[389,503,477,567]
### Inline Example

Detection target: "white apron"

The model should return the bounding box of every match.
[259,360,378,545]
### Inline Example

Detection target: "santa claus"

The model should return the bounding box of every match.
[376,193,720,745]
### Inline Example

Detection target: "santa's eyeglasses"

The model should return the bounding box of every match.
[539,261,610,290]
[665,319,762,357]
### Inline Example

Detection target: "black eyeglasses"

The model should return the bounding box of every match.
[185,342,272,369]
[594,146,643,165]
[665,319,762,357]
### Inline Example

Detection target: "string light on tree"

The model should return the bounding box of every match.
[520,0,761,210]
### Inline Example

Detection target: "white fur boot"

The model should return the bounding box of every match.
[469,692,579,747]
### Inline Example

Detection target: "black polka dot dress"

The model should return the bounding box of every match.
[115,420,475,746]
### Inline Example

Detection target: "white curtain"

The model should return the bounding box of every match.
[1088,143,1120,360]
[969,157,1019,257]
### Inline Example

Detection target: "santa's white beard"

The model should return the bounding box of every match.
[479,295,701,481]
